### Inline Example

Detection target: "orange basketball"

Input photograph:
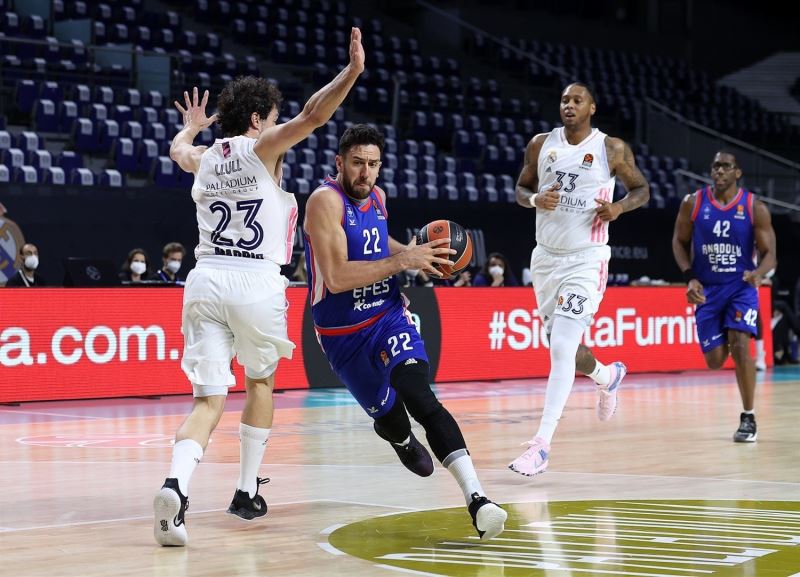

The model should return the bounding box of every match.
[416,220,473,279]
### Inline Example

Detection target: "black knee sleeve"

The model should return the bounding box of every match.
[373,395,411,444]
[390,359,466,462]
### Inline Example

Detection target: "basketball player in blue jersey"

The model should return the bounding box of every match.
[511,82,650,477]
[303,124,508,540]
[152,29,365,546]
[673,151,777,442]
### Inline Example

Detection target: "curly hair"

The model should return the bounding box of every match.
[338,124,385,156]
[216,76,283,137]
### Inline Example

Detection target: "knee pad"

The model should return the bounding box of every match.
[390,359,440,420]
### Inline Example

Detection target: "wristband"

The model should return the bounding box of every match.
[682,269,697,283]
[529,193,539,208]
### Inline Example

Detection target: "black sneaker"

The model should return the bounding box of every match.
[373,422,434,477]
[468,493,507,540]
[227,477,269,520]
[733,413,757,442]
[153,477,189,546]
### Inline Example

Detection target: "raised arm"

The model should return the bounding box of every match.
[170,87,218,174]
[254,27,365,168]
[743,199,777,286]
[515,134,546,208]
[304,188,454,293]
[596,137,650,221]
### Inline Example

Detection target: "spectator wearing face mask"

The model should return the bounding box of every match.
[149,242,186,285]
[472,252,519,287]
[120,248,151,283]
[5,243,47,287]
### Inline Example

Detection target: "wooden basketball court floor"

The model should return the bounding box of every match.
[2,366,799,577]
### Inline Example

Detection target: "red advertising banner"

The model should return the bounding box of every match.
[434,286,772,382]
[0,289,309,402]
[0,286,771,402]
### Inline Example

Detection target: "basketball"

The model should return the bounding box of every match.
[416,220,473,279]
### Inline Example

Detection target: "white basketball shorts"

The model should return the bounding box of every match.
[181,264,296,397]
[531,244,611,334]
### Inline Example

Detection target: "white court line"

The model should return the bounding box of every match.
[316,542,346,556]
[319,523,346,536]
[374,564,441,577]
[0,409,108,420]
[0,499,411,533]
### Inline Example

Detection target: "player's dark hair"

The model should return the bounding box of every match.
[216,76,283,137]
[564,81,598,105]
[338,124,385,156]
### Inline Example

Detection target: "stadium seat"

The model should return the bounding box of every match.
[70,167,94,186]
[99,169,123,187]
[41,166,65,185]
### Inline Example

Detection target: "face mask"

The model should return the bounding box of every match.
[165,259,182,274]
[24,255,39,270]
[130,261,146,275]
[489,265,504,277]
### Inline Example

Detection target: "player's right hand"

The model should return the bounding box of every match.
[403,237,454,278]
[535,184,560,210]
[686,279,706,304]
[349,27,365,74]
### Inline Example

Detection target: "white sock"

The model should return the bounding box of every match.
[587,360,611,387]
[755,339,764,357]
[395,435,411,447]
[443,450,484,504]
[238,423,271,497]
[743,409,755,415]
[536,315,584,444]
[169,439,204,496]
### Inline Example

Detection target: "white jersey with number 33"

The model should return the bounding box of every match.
[536,127,616,253]
[192,135,298,269]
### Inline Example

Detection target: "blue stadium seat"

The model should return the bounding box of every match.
[419,155,435,172]
[298,148,315,165]
[113,138,137,173]
[58,150,83,172]
[152,156,178,187]
[40,81,62,103]
[17,132,40,152]
[70,167,94,186]
[381,168,395,183]
[41,166,65,185]
[0,131,11,151]
[0,165,8,184]
[89,103,108,122]
[15,80,37,114]
[123,120,143,140]
[382,182,398,198]
[401,154,417,171]
[98,120,119,152]
[402,183,418,199]
[28,149,51,170]
[34,99,58,132]
[421,170,437,187]
[99,169,124,187]
[73,119,98,152]
[13,166,38,184]
[112,105,133,124]
[123,88,141,107]
[137,139,159,171]
[297,163,314,181]
[294,177,311,195]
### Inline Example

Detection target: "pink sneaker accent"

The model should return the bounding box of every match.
[508,437,550,477]
[597,361,626,421]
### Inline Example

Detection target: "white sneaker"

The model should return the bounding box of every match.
[154,478,188,546]
[755,353,766,372]
[597,361,626,421]
[468,493,507,540]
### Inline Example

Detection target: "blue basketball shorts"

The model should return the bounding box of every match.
[317,306,428,418]
[694,281,759,353]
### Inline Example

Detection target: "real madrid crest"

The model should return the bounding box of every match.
[0,210,26,284]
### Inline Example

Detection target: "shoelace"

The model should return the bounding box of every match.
[254,477,270,496]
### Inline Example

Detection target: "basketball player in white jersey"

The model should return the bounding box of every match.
[153,28,365,546]
[510,82,650,477]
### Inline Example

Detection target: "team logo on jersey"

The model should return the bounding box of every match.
[580,153,593,169]
[0,213,26,284]
[735,204,746,220]
[703,205,711,220]
[345,204,356,226]
[380,350,390,366]
[546,150,557,164]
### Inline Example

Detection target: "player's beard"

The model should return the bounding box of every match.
[343,176,373,200]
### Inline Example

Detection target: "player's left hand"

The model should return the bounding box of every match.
[742,270,763,287]
[174,87,218,131]
[595,198,623,222]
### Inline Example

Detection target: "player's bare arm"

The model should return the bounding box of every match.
[515,134,548,208]
[743,199,778,286]
[170,87,216,174]
[304,187,454,293]
[254,27,365,168]
[672,192,705,304]
[596,137,650,222]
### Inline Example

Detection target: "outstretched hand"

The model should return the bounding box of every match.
[349,27,365,73]
[174,87,218,132]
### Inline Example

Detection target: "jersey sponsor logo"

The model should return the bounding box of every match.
[214,158,242,176]
[204,175,257,192]
[354,298,385,311]
[580,153,593,169]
